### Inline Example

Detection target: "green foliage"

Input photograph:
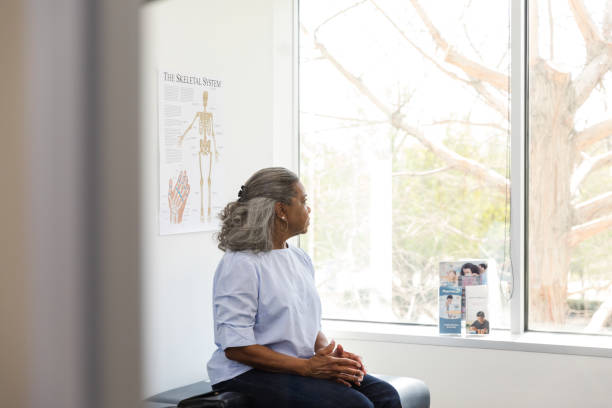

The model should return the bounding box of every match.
[390,127,509,322]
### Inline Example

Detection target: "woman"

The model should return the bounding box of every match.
[207,168,401,408]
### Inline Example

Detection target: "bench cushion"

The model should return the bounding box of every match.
[148,381,213,404]
[375,375,430,408]
[147,374,429,408]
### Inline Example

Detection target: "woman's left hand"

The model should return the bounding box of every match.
[332,343,367,377]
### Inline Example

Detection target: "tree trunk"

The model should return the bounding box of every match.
[528,60,575,325]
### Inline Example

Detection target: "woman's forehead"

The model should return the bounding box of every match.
[294,181,307,197]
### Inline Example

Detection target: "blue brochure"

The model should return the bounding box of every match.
[439,286,462,335]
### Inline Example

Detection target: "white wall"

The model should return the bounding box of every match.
[140,0,293,397]
[333,338,611,408]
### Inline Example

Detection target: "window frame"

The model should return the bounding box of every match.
[510,0,527,337]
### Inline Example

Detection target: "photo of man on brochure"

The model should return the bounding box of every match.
[469,311,490,334]
[440,294,460,319]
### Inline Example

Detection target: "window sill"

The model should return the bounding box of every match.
[322,319,612,358]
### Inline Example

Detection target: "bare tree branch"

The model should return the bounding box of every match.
[568,0,612,108]
[422,119,508,132]
[445,49,509,91]
[568,0,604,53]
[314,0,367,39]
[311,37,509,194]
[573,119,612,150]
[313,40,390,116]
[571,150,612,193]
[369,0,465,84]
[301,111,387,124]
[584,293,612,333]
[407,0,448,50]
[471,82,509,121]
[572,44,612,109]
[568,280,612,296]
[573,191,612,225]
[406,0,509,92]
[302,122,385,135]
[369,0,508,119]
[569,214,612,246]
[395,124,509,194]
[463,19,484,62]
[441,220,481,242]
[392,166,451,177]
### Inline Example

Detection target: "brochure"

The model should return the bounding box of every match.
[439,286,462,335]
[466,285,490,335]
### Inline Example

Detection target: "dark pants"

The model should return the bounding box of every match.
[212,369,402,408]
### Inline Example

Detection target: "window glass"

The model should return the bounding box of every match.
[528,0,612,334]
[299,0,512,327]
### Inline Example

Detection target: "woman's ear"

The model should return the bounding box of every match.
[274,202,286,220]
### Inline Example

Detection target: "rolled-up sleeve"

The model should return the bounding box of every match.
[213,255,259,350]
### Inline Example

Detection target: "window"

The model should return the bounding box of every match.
[527,1,612,334]
[299,0,612,336]
[299,1,512,328]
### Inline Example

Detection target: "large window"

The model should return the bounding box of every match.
[299,0,612,335]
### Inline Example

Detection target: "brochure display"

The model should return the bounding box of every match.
[439,260,489,336]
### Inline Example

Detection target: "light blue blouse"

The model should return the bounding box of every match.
[206,244,322,385]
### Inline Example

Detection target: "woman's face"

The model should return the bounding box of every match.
[462,268,472,276]
[285,181,311,235]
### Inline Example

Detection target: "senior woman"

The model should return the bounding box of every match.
[207,167,401,408]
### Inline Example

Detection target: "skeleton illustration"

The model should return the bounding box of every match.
[178,91,219,222]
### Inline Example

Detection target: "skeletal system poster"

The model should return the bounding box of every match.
[158,69,225,235]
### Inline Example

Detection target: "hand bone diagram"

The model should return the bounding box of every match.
[168,170,190,224]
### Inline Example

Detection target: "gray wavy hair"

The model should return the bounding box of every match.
[216,167,299,252]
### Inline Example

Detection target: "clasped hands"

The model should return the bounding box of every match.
[304,340,366,387]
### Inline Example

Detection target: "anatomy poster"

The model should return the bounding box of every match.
[158,69,225,235]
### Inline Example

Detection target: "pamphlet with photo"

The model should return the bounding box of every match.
[439,286,462,335]
[466,285,490,335]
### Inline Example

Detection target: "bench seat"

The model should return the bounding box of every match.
[147,374,430,408]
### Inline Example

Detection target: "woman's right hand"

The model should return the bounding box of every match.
[302,340,365,387]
